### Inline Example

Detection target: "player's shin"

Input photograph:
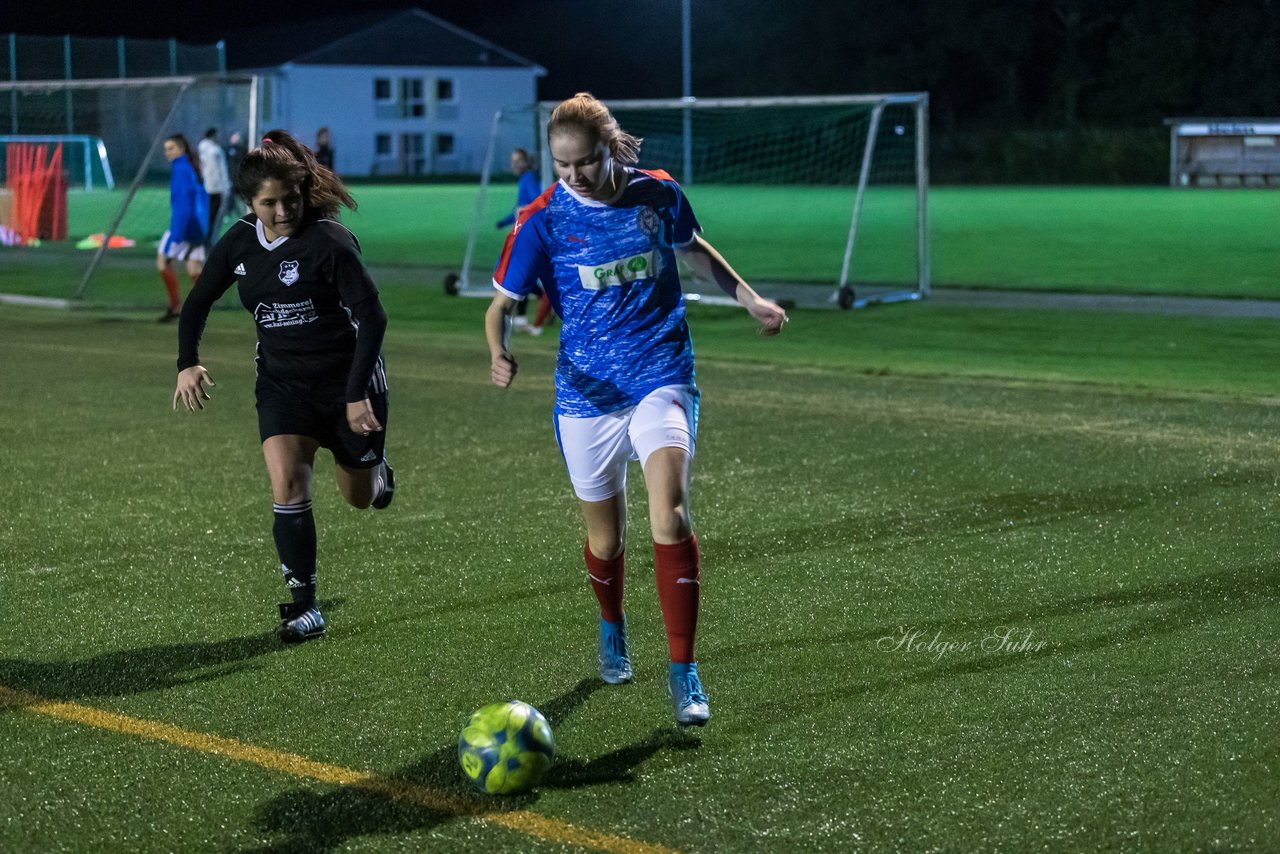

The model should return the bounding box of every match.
[584,541,625,623]
[653,534,701,663]
[273,501,317,608]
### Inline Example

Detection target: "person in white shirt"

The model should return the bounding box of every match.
[197,127,232,243]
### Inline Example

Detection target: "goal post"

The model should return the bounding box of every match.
[456,93,929,309]
[0,74,259,308]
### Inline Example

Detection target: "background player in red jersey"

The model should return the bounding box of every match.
[486,93,787,726]
[172,129,393,643]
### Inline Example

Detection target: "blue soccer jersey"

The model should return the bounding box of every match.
[494,167,701,417]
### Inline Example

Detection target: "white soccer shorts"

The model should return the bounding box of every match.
[159,230,207,263]
[555,384,700,502]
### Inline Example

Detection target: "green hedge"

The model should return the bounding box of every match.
[933,128,1168,185]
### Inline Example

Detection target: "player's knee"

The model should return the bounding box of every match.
[651,504,691,543]
[272,479,310,506]
[587,533,625,561]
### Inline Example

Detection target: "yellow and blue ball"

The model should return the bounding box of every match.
[457,700,555,795]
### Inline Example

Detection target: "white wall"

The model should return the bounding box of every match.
[267,64,539,176]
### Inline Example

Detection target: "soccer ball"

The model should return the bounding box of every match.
[457,700,555,795]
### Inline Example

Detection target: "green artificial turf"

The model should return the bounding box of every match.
[1,284,1277,851]
[2,184,1276,306]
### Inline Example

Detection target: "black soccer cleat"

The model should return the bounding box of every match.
[278,601,325,643]
[371,459,395,510]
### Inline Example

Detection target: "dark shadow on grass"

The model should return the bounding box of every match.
[242,678,700,853]
[710,468,1278,560]
[740,559,1280,716]
[0,597,346,702]
[542,726,702,789]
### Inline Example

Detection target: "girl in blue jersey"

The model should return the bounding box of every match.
[496,147,552,336]
[485,92,787,726]
[173,130,393,643]
[157,134,210,322]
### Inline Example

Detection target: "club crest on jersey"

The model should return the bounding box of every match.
[636,207,662,239]
[577,249,657,290]
[278,260,300,286]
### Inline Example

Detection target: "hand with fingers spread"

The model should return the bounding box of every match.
[173,365,215,412]
[347,398,383,436]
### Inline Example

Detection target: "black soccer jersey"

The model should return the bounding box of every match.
[177,213,387,402]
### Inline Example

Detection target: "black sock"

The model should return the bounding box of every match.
[273,501,317,609]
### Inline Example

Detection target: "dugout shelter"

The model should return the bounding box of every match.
[1166,118,1280,188]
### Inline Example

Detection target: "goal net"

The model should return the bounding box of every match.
[0,75,258,308]
[456,94,929,309]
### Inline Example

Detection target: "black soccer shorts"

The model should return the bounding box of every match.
[256,374,388,470]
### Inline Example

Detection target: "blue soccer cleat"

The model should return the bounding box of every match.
[668,662,710,727]
[278,602,325,643]
[598,616,633,684]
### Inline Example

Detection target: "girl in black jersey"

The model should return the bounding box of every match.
[172,129,393,643]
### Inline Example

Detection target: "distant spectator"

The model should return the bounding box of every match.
[225,131,246,178]
[197,127,231,241]
[315,127,334,171]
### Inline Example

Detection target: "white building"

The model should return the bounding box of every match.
[229,8,545,177]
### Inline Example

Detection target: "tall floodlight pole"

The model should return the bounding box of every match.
[681,0,692,184]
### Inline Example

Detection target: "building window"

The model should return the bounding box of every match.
[375,134,392,156]
[374,78,392,101]
[436,78,454,102]
[401,133,426,175]
[434,133,455,157]
[399,77,425,118]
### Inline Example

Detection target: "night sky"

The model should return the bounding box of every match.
[5,1,1279,131]
[1,0,726,101]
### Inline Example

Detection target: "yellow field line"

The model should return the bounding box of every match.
[0,684,677,854]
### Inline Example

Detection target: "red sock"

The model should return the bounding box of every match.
[160,267,181,310]
[584,541,625,624]
[654,534,701,663]
[533,292,553,328]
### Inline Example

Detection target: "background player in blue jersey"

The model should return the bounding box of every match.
[485,92,788,726]
[495,147,541,230]
[496,147,553,336]
[157,134,209,322]
[173,129,394,643]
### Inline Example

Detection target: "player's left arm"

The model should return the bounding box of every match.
[332,236,388,433]
[676,234,788,336]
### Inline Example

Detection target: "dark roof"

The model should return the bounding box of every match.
[226,8,545,72]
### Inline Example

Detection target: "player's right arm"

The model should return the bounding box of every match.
[173,365,215,412]
[173,232,238,412]
[485,293,519,387]
[488,191,555,387]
